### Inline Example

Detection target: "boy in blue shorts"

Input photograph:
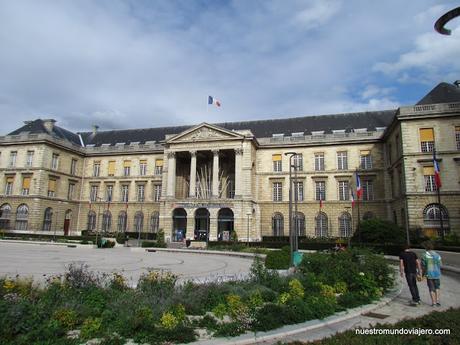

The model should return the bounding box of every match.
[421,241,442,306]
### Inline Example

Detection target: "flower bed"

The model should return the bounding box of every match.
[0,249,394,344]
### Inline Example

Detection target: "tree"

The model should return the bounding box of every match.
[353,218,405,244]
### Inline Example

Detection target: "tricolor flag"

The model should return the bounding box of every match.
[208,95,221,107]
[356,171,362,199]
[433,150,442,189]
[351,190,355,208]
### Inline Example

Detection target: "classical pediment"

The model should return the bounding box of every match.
[167,123,244,143]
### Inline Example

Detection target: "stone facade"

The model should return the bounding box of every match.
[1,96,459,241]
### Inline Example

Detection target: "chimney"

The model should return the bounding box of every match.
[42,119,56,133]
[92,125,99,135]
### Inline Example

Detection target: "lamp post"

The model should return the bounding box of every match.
[246,211,252,246]
[284,152,297,268]
[344,206,352,248]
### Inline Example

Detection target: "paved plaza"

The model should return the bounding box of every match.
[0,242,254,285]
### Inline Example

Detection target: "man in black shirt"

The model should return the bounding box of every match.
[399,245,422,305]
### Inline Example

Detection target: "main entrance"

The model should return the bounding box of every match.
[194,208,210,241]
[217,208,234,241]
[172,208,187,242]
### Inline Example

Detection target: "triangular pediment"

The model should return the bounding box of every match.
[167,123,244,143]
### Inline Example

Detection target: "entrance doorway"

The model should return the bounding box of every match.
[194,208,210,241]
[64,210,72,236]
[217,208,234,241]
[172,208,187,242]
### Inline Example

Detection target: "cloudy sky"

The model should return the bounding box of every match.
[1,0,459,134]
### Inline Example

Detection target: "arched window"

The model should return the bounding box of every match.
[43,208,53,231]
[150,211,159,233]
[15,204,29,230]
[315,212,328,238]
[102,210,112,232]
[363,211,375,220]
[423,204,449,236]
[294,212,305,236]
[338,212,352,238]
[134,211,144,232]
[118,211,127,232]
[272,213,284,236]
[87,211,96,231]
[0,204,12,230]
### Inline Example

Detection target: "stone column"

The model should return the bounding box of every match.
[189,151,197,198]
[234,148,243,197]
[212,150,219,198]
[166,152,176,198]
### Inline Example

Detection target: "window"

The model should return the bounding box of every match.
[294,212,305,236]
[150,212,159,232]
[90,185,99,202]
[15,204,29,230]
[272,213,284,236]
[121,185,129,202]
[108,161,115,176]
[314,153,325,171]
[9,151,17,167]
[360,150,372,169]
[293,154,303,171]
[155,159,163,175]
[337,151,348,170]
[294,181,304,201]
[153,184,161,202]
[68,183,75,200]
[26,151,34,167]
[21,176,31,195]
[423,203,449,236]
[42,208,53,231]
[117,211,127,232]
[123,160,131,176]
[420,128,434,152]
[51,153,59,170]
[362,180,374,201]
[134,211,144,232]
[315,212,328,237]
[48,178,56,197]
[93,161,100,177]
[423,166,437,192]
[137,184,145,202]
[272,154,282,172]
[273,182,282,201]
[456,126,460,150]
[102,211,112,232]
[315,181,326,201]
[70,159,77,175]
[5,176,14,195]
[139,160,147,176]
[106,185,113,202]
[338,181,349,201]
[0,204,12,229]
[338,212,352,238]
[87,211,96,231]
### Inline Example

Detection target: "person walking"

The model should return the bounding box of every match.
[399,245,422,305]
[421,241,442,306]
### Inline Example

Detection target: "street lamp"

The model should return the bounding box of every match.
[246,211,252,246]
[284,152,297,268]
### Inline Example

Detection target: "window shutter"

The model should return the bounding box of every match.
[423,166,435,175]
[124,160,131,168]
[419,128,434,141]
[155,159,163,167]
[6,177,14,183]
[108,161,115,175]
[360,150,370,155]
[23,177,31,189]
[272,154,282,161]
[48,179,56,192]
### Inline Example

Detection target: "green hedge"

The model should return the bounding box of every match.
[141,240,166,248]
[265,246,290,269]
[1,232,95,243]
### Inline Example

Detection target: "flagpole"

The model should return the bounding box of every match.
[356,168,361,244]
[434,149,444,241]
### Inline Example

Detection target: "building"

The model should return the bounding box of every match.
[1,82,459,241]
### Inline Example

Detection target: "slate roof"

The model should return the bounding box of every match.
[8,119,82,146]
[417,82,460,105]
[77,110,396,146]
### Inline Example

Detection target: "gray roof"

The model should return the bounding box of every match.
[417,82,460,105]
[8,119,82,146]
[78,110,396,146]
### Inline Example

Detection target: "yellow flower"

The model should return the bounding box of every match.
[3,279,15,291]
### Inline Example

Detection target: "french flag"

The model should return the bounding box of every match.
[208,96,221,107]
[433,150,442,189]
[356,172,362,199]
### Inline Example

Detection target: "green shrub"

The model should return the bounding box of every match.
[115,232,127,244]
[353,218,405,244]
[265,246,290,269]
[141,240,164,248]
[80,317,102,339]
[52,308,79,329]
[157,229,166,247]
[96,238,115,248]
[253,303,285,331]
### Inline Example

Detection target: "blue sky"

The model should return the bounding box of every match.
[0,0,459,134]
